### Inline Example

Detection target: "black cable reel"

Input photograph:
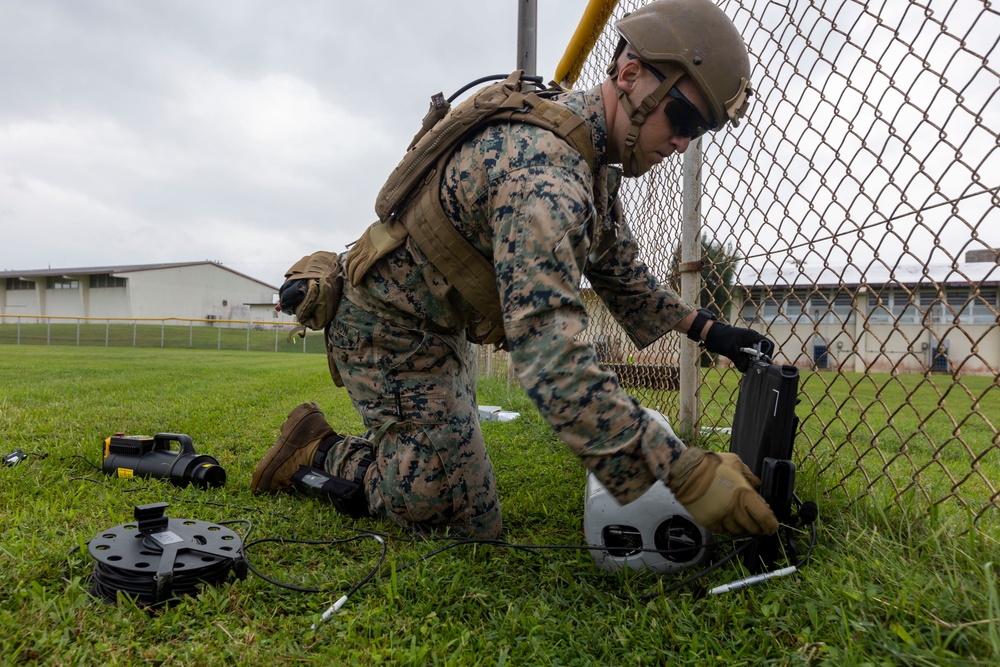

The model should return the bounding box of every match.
[87,502,246,607]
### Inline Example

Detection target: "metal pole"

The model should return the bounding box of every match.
[678,138,703,438]
[517,0,537,75]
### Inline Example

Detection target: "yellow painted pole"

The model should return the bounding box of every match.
[554,0,619,87]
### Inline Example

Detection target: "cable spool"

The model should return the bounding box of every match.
[87,502,246,606]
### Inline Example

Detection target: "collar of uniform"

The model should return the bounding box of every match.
[555,85,609,172]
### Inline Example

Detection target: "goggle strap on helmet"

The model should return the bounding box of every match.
[617,69,683,177]
[606,37,629,78]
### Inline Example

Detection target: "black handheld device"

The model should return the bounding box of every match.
[102,433,226,489]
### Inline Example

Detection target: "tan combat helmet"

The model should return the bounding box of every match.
[609,0,753,175]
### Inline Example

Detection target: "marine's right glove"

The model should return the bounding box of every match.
[667,447,779,535]
[703,321,772,372]
[278,278,309,314]
[279,251,343,332]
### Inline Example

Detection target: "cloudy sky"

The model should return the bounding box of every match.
[0,0,586,286]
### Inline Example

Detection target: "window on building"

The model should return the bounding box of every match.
[973,290,999,324]
[892,289,920,324]
[919,290,944,324]
[807,292,830,323]
[89,274,127,288]
[831,292,854,324]
[945,288,999,325]
[867,291,891,323]
[783,291,807,323]
[5,278,36,290]
[741,292,762,323]
[47,277,79,290]
[760,293,783,323]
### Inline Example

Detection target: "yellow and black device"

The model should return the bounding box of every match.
[102,433,226,489]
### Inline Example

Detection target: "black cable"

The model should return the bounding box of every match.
[446,73,544,103]
[242,534,387,595]
[90,557,236,606]
[63,474,819,610]
[60,454,102,471]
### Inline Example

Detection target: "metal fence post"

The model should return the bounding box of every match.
[678,138,703,438]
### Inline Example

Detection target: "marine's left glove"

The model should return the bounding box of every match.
[703,322,772,373]
[279,251,343,332]
[667,448,779,535]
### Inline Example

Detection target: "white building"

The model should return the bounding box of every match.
[576,250,1000,377]
[0,261,287,326]
[736,250,1000,375]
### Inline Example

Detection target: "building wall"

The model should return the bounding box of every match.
[88,285,130,319]
[0,264,278,326]
[738,286,1000,375]
[1,285,40,321]
[580,285,1000,375]
[121,265,275,324]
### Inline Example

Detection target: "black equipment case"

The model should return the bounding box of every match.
[728,344,803,572]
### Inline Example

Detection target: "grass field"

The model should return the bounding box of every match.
[1,345,998,665]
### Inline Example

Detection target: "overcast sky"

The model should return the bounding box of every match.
[0,0,586,286]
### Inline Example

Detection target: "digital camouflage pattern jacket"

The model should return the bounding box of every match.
[343,84,695,503]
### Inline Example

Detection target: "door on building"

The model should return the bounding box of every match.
[813,343,829,369]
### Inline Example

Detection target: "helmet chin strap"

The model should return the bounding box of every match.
[616,69,684,178]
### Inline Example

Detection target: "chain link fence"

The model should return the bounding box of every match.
[0,315,326,354]
[478,0,1000,526]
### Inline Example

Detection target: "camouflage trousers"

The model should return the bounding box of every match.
[323,298,502,538]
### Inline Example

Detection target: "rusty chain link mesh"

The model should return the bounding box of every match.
[478,0,1000,527]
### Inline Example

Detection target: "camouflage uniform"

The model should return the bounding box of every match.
[324,84,692,538]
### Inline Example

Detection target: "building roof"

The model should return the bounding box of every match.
[0,261,278,290]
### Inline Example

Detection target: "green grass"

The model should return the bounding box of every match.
[1,345,998,665]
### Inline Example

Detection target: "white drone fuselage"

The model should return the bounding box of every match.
[583,409,712,573]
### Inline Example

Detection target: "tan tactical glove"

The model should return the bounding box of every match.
[667,447,779,535]
[279,251,343,332]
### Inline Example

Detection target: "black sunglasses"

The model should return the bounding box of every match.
[626,54,714,139]
[664,87,713,139]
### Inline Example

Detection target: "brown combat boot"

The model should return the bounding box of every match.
[251,402,338,494]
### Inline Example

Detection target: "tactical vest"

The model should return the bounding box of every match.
[343,71,599,345]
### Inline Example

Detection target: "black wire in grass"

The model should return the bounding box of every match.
[59,454,102,471]
[241,534,387,595]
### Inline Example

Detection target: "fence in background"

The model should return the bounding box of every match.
[494,0,1000,525]
[0,315,326,354]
